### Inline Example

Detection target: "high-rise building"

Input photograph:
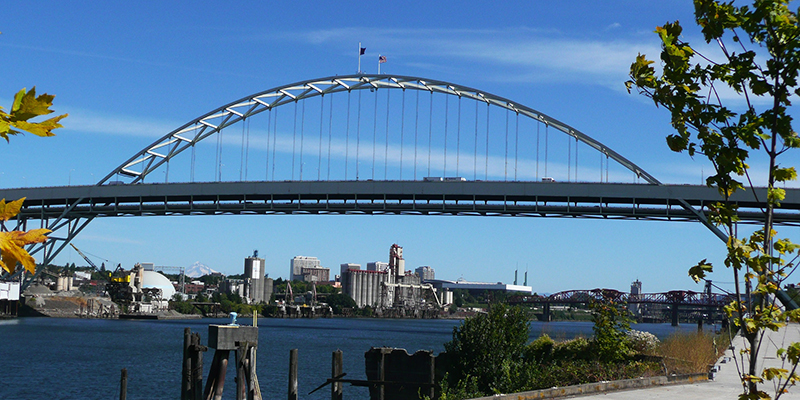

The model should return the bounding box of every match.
[367,261,388,272]
[416,266,435,281]
[629,279,642,317]
[300,267,330,282]
[290,256,321,281]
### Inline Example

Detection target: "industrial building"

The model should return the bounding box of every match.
[290,255,330,282]
[243,250,273,304]
[425,279,532,296]
[341,244,442,310]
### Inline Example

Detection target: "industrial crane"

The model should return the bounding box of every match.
[70,243,123,281]
[70,243,99,270]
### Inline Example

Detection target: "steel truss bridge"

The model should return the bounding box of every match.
[509,289,732,307]
[508,288,733,325]
[2,73,798,289]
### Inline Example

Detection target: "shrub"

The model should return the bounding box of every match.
[627,330,660,354]
[524,334,555,363]
[443,304,529,393]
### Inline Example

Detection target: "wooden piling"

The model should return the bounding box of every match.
[288,349,298,400]
[236,344,247,400]
[204,350,230,400]
[183,328,192,400]
[331,350,343,400]
[191,332,204,400]
[119,368,128,400]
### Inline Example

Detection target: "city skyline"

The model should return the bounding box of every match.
[3,1,797,294]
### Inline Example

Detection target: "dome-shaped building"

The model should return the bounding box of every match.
[141,270,176,299]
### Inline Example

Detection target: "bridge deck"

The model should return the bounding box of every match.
[2,181,798,224]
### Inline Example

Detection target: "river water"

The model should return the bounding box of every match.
[0,317,714,400]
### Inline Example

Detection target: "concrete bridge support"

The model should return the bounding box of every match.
[671,304,680,327]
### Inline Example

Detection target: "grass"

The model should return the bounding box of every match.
[656,330,728,375]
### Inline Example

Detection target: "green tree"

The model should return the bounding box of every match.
[589,299,632,362]
[443,304,530,393]
[627,1,800,397]
[325,293,356,314]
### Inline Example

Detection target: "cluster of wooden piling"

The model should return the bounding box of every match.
[180,324,261,400]
[113,321,443,400]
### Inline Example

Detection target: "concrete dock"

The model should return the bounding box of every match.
[577,323,800,399]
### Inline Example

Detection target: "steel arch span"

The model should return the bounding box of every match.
[101,74,657,185]
[9,74,726,288]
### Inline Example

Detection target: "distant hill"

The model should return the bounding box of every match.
[185,262,219,278]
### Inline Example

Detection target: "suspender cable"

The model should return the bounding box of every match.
[372,88,378,180]
[444,92,449,176]
[245,117,250,181]
[485,103,490,180]
[474,97,479,181]
[575,137,579,182]
[357,89,362,180]
[606,154,609,182]
[190,140,196,183]
[514,112,519,181]
[385,89,390,180]
[536,121,540,179]
[240,116,246,181]
[318,95,325,181]
[291,101,298,180]
[300,99,306,180]
[568,134,571,182]
[400,89,406,180]
[456,95,461,177]
[327,94,333,181]
[271,107,278,181]
[544,123,549,178]
[264,107,272,181]
[345,91,351,180]
[216,123,224,182]
[414,89,419,180]
[428,91,433,177]
[504,109,509,181]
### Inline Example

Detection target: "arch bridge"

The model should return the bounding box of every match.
[2,74,797,289]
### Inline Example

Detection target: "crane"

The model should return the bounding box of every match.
[70,243,99,270]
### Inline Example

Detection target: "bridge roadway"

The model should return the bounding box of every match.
[2,180,799,224]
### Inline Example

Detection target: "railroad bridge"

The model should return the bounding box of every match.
[509,288,733,326]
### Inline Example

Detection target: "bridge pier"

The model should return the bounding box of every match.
[542,303,551,322]
[671,305,679,327]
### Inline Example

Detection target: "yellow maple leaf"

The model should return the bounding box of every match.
[0,197,25,221]
[0,228,50,274]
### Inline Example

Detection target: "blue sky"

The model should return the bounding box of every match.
[2,1,796,294]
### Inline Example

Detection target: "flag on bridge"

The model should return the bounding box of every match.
[378,55,386,63]
[360,47,366,55]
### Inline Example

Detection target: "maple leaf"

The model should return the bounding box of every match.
[0,228,50,274]
[0,87,67,142]
[0,197,25,221]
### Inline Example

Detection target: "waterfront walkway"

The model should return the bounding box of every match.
[578,323,800,399]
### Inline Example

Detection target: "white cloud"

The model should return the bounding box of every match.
[295,27,662,89]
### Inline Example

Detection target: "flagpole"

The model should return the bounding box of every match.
[378,55,381,74]
[358,42,362,73]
